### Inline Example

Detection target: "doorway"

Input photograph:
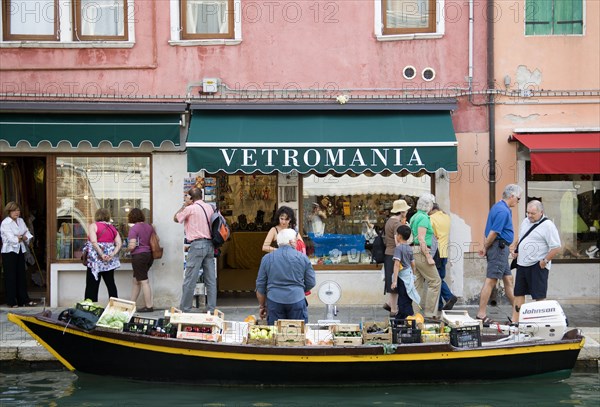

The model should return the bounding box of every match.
[0,156,47,304]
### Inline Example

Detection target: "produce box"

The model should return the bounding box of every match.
[421,333,451,343]
[305,324,334,346]
[221,321,249,344]
[391,319,422,344]
[275,320,305,346]
[362,320,392,344]
[247,325,276,346]
[331,323,360,334]
[442,310,483,330]
[331,323,362,346]
[123,316,158,334]
[76,301,104,317]
[450,325,481,348]
[95,298,136,331]
[276,320,305,335]
[170,309,224,328]
[177,324,221,341]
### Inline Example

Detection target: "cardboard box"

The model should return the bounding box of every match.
[221,321,249,344]
[305,324,334,346]
[442,310,483,330]
[176,331,221,341]
[95,297,136,331]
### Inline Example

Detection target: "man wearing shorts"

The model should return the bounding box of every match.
[476,184,522,325]
[512,200,561,322]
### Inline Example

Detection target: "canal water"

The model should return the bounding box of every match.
[1,366,598,406]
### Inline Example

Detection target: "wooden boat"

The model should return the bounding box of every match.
[8,309,584,385]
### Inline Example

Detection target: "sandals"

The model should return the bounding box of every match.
[476,315,497,327]
[25,301,38,307]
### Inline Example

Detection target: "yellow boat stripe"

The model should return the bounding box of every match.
[8,313,76,371]
[9,313,584,364]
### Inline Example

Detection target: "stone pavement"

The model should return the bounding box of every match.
[1,300,598,367]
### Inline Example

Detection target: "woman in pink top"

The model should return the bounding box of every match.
[126,208,155,312]
[83,208,122,302]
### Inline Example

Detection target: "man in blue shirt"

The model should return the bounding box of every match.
[476,184,523,325]
[256,228,316,325]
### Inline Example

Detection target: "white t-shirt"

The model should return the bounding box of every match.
[517,217,561,269]
[310,213,325,236]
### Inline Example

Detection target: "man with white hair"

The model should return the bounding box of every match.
[512,200,561,322]
[410,193,441,318]
[256,228,316,325]
[477,184,522,325]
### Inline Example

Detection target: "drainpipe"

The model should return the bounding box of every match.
[467,0,474,102]
[487,2,496,208]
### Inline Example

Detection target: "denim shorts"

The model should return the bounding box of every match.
[486,240,511,279]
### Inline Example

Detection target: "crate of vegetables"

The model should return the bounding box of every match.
[331,323,362,346]
[95,298,136,331]
[361,320,392,344]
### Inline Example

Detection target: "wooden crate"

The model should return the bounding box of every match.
[276,320,305,342]
[170,309,224,328]
[176,323,220,341]
[333,336,363,346]
[247,325,276,346]
[275,334,306,347]
[362,320,392,344]
[331,323,360,334]
[177,332,221,341]
[96,297,137,331]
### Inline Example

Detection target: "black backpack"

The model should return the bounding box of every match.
[371,230,386,264]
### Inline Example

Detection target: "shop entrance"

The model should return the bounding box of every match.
[0,156,48,305]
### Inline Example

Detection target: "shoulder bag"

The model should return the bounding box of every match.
[149,226,163,259]
[510,218,548,270]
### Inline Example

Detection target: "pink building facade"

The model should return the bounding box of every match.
[1,1,597,307]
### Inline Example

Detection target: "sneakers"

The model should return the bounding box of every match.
[442,296,458,311]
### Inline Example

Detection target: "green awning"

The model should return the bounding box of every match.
[186,109,457,174]
[0,113,182,147]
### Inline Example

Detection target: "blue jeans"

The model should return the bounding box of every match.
[266,298,307,325]
[437,258,454,310]
[180,240,216,312]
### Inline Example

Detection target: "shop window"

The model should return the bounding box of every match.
[302,173,431,265]
[178,0,235,40]
[525,0,583,36]
[377,0,441,38]
[527,170,599,261]
[1,0,133,43]
[55,156,150,261]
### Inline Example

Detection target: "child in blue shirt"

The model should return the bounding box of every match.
[391,224,420,319]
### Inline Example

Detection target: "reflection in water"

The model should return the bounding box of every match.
[0,368,598,406]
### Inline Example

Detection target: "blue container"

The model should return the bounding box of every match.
[308,233,366,257]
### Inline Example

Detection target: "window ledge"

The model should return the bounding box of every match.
[376,33,443,42]
[0,41,134,49]
[169,39,242,47]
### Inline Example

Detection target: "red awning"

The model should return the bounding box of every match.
[512,132,600,174]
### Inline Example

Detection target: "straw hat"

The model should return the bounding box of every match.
[391,199,410,214]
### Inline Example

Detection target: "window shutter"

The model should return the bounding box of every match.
[526,0,552,36]
[554,0,583,35]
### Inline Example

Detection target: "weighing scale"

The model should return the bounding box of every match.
[317,280,341,324]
